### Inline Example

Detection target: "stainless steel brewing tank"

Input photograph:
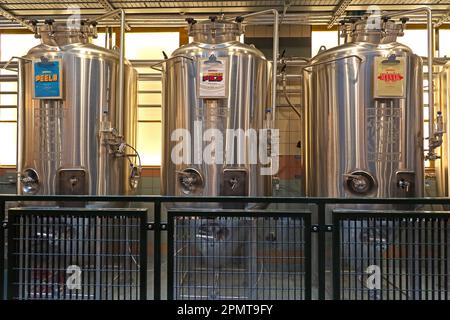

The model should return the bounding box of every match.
[161,19,273,205]
[17,23,139,199]
[302,19,424,198]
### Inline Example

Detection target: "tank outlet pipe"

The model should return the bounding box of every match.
[1,56,31,72]
[281,69,302,119]
[150,55,195,72]
[303,55,365,75]
[388,7,441,159]
[237,9,279,128]
[87,9,127,136]
[2,56,33,193]
[279,56,309,119]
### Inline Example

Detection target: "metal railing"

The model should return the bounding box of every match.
[1,195,450,300]
[332,209,450,300]
[167,209,312,300]
[6,207,148,300]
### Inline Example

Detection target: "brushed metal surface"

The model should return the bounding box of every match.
[437,62,450,196]
[302,20,424,198]
[17,26,138,198]
[161,19,273,206]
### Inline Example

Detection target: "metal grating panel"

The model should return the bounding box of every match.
[333,210,450,300]
[168,210,311,300]
[7,208,148,300]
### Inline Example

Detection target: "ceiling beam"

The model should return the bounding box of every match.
[434,11,450,28]
[7,5,450,16]
[97,0,115,12]
[0,4,33,31]
[96,0,131,30]
[280,0,292,24]
[327,0,353,29]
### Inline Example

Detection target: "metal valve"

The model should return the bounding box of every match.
[30,19,41,38]
[229,177,239,190]
[185,18,197,25]
[45,19,55,37]
[90,21,98,39]
[426,111,445,160]
[177,168,204,195]
[398,179,410,193]
[400,17,409,24]
[343,171,377,196]
[20,168,40,194]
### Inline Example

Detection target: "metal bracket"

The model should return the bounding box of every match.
[311,224,333,232]
[147,222,168,231]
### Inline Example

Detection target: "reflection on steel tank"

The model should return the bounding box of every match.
[158,16,273,208]
[16,20,140,204]
[302,17,424,199]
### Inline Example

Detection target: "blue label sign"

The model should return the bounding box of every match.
[33,59,62,99]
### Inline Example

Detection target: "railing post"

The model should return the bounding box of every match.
[318,202,326,300]
[0,199,4,300]
[167,211,174,300]
[139,212,148,300]
[332,211,340,300]
[153,200,161,300]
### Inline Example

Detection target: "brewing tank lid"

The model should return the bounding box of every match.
[38,21,91,35]
[188,18,243,37]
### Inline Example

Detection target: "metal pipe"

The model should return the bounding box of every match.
[282,72,302,119]
[389,7,437,152]
[88,9,127,135]
[17,58,24,194]
[240,9,279,127]
[119,11,125,135]
[303,54,364,71]
[150,55,194,72]
[1,56,31,72]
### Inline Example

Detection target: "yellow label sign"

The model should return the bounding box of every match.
[374,56,406,98]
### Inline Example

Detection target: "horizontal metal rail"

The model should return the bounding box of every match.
[1,195,450,301]
[2,195,450,205]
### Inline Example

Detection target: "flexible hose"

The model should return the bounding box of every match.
[282,72,302,119]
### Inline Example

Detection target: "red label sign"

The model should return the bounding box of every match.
[377,72,404,82]
[202,73,223,82]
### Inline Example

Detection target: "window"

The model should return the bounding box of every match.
[397,29,430,167]
[0,34,40,166]
[398,29,428,57]
[0,31,180,167]
[92,32,116,47]
[439,29,450,58]
[311,30,339,57]
[125,32,180,166]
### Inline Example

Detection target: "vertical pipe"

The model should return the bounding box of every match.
[390,8,434,141]
[317,203,326,300]
[272,10,279,127]
[118,11,125,135]
[154,201,161,300]
[89,9,126,135]
[240,9,279,126]
[139,213,148,300]
[17,59,24,195]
